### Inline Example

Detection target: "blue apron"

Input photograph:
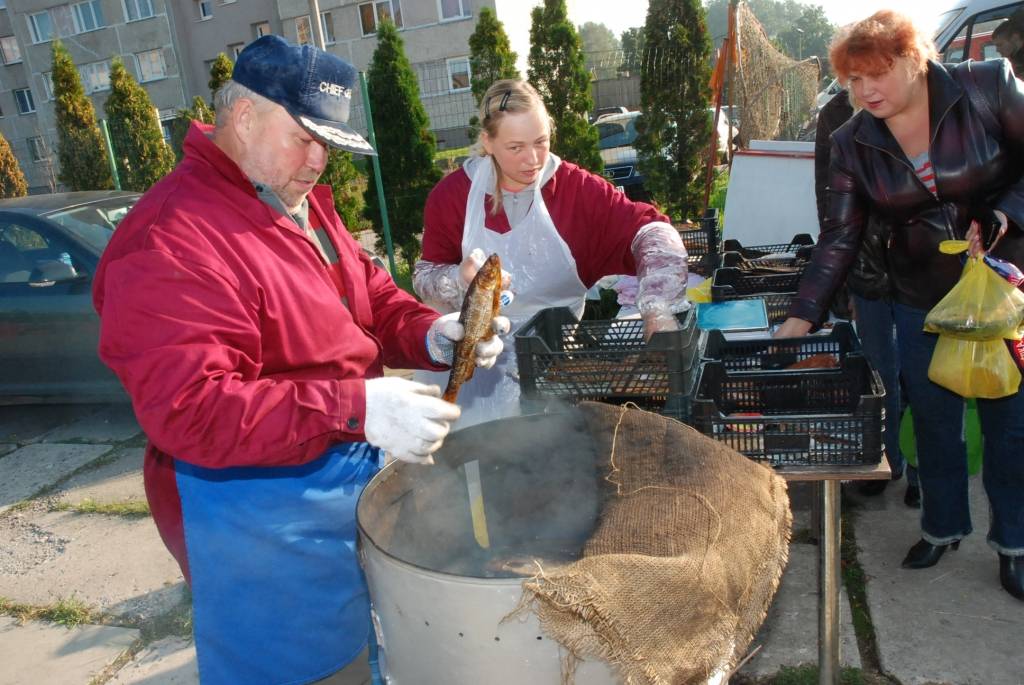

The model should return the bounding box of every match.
[175,442,381,684]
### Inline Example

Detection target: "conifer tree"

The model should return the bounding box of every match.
[170,96,215,161]
[363,21,441,266]
[635,0,713,220]
[468,8,519,137]
[104,58,175,191]
[0,132,27,198]
[51,41,113,191]
[209,53,234,102]
[527,0,602,173]
[320,150,371,235]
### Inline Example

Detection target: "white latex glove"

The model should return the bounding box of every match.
[426,312,512,369]
[461,248,513,291]
[364,377,462,465]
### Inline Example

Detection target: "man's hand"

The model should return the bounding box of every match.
[774,317,813,338]
[426,312,511,369]
[364,377,461,465]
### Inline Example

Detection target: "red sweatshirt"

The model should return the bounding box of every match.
[93,122,443,576]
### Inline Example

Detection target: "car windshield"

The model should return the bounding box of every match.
[597,117,638,150]
[45,197,137,253]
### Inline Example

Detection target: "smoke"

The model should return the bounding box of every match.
[358,406,608,578]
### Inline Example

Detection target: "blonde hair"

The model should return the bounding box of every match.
[471,79,552,215]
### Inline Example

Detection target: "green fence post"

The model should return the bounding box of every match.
[99,119,121,191]
[358,71,397,277]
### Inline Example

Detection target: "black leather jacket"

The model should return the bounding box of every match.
[814,90,891,302]
[791,59,1024,323]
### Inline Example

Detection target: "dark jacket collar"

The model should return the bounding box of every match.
[851,60,964,160]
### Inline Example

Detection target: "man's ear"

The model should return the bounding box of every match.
[232,98,260,145]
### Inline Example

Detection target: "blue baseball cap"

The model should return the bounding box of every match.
[232,35,375,155]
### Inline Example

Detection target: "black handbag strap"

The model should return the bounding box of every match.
[960,60,1002,137]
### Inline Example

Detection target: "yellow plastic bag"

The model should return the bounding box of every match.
[928,335,1022,398]
[924,257,1024,340]
[688,278,712,303]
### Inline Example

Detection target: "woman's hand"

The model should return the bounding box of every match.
[966,210,1008,258]
[774,317,813,338]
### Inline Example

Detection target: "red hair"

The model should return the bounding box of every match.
[830,10,937,81]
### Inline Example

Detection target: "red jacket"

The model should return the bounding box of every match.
[421,159,670,287]
[93,122,442,575]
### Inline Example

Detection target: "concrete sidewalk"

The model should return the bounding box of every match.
[0,404,1020,684]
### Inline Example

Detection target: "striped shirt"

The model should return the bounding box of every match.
[910,151,937,196]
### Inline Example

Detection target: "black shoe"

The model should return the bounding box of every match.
[904,485,921,509]
[858,479,889,496]
[999,554,1024,601]
[901,538,960,569]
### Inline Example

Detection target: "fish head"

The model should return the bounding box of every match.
[475,253,503,290]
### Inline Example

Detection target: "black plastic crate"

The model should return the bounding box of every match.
[720,250,812,270]
[515,306,705,420]
[690,356,884,466]
[721,233,814,259]
[703,322,863,372]
[678,208,722,276]
[711,266,803,302]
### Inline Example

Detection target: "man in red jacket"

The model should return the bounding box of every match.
[93,36,506,685]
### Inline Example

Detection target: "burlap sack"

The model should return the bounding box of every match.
[521,401,791,685]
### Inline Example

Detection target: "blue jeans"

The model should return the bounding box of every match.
[851,294,918,485]
[893,302,1024,554]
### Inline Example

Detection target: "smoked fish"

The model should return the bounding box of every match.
[444,253,503,403]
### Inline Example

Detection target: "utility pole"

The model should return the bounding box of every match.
[309,0,326,50]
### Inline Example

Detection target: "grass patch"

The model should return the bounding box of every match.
[840,504,885,674]
[0,595,98,629]
[53,498,150,518]
[435,145,470,162]
[391,260,416,297]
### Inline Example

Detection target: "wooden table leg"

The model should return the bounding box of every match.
[819,479,841,685]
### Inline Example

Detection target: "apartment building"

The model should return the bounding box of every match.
[0,0,189,192]
[0,0,498,192]
[173,0,492,149]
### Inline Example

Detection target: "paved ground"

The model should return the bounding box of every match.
[0,403,1020,684]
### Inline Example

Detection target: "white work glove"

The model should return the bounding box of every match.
[426,311,511,368]
[364,377,462,464]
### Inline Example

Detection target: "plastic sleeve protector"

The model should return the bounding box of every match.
[631,221,690,332]
[413,259,465,314]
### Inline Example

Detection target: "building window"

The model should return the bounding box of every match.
[72,0,106,32]
[438,0,467,21]
[135,49,165,82]
[359,0,402,36]
[27,11,54,44]
[254,21,271,39]
[0,1,7,9]
[446,56,470,92]
[28,136,49,163]
[42,72,55,100]
[295,15,312,45]
[197,0,213,20]
[0,35,21,64]
[79,61,111,93]
[229,42,244,60]
[14,88,35,114]
[160,119,174,143]
[321,12,335,44]
[123,0,154,22]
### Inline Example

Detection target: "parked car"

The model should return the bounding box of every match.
[589,106,630,124]
[0,191,141,404]
[596,110,733,202]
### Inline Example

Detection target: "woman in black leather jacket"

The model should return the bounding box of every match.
[777,10,1024,602]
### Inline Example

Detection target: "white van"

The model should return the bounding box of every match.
[815,0,1022,108]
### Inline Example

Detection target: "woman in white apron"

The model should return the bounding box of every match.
[414,79,691,429]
